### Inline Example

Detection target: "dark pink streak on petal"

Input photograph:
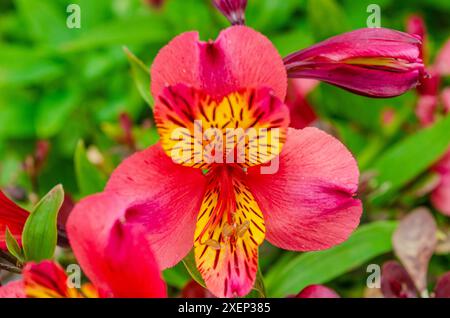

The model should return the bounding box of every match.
[296,285,340,298]
[381,261,418,298]
[246,128,362,251]
[151,26,287,102]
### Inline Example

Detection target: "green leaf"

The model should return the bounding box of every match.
[22,184,64,262]
[163,262,191,289]
[124,47,153,108]
[244,269,266,298]
[306,0,349,40]
[74,140,107,196]
[369,114,450,205]
[265,221,397,297]
[182,249,206,288]
[5,227,25,263]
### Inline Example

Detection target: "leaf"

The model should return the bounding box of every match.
[163,262,191,289]
[182,249,206,288]
[392,208,437,295]
[124,47,153,108]
[5,227,24,263]
[22,184,64,262]
[306,0,349,41]
[74,140,107,196]
[369,114,450,205]
[244,269,266,298]
[265,221,397,297]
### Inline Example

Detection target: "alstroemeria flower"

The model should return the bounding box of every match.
[407,15,450,216]
[283,28,424,98]
[69,26,361,298]
[0,213,167,298]
[213,0,247,25]
[0,190,29,249]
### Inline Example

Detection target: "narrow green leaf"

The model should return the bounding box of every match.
[265,221,397,297]
[5,227,24,263]
[74,140,107,196]
[124,47,153,108]
[369,114,450,205]
[182,249,206,288]
[22,184,64,262]
[245,269,266,298]
[163,262,191,289]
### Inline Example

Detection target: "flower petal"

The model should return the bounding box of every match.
[23,261,82,298]
[285,79,318,129]
[194,169,265,297]
[431,151,450,216]
[102,144,206,268]
[381,261,417,298]
[154,84,289,168]
[436,39,450,76]
[284,28,424,97]
[415,95,439,126]
[406,15,426,59]
[213,0,247,25]
[0,190,29,249]
[67,193,166,297]
[0,280,25,298]
[151,26,287,101]
[435,272,450,298]
[246,127,362,251]
[296,285,340,298]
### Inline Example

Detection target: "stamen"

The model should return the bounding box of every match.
[222,223,235,237]
[236,220,250,238]
[205,239,221,250]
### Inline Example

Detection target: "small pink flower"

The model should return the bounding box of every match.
[296,285,340,298]
[285,79,318,129]
[0,190,29,249]
[1,217,167,298]
[284,28,424,97]
[407,15,450,215]
[69,26,362,298]
[213,0,247,25]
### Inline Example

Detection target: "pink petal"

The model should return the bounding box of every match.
[0,190,29,249]
[213,0,247,25]
[431,151,450,216]
[105,143,206,268]
[415,95,439,127]
[442,88,450,113]
[296,285,340,298]
[381,261,418,298]
[246,128,362,251]
[436,39,450,76]
[406,15,426,59]
[0,280,25,298]
[285,79,318,129]
[284,28,424,97]
[151,26,287,101]
[67,193,166,297]
[435,272,450,298]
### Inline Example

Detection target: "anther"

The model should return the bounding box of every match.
[236,220,250,237]
[204,239,221,250]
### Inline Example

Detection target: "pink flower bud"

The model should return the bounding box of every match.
[284,28,425,98]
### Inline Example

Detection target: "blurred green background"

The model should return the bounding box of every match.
[0,0,449,297]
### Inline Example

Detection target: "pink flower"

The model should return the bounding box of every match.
[407,15,450,215]
[0,190,29,249]
[69,26,362,298]
[285,79,318,129]
[213,0,247,25]
[296,285,340,298]
[1,218,167,298]
[283,28,424,97]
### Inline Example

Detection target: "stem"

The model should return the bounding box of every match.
[0,262,22,274]
[0,250,18,265]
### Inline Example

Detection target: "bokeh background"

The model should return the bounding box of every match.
[0,0,449,297]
